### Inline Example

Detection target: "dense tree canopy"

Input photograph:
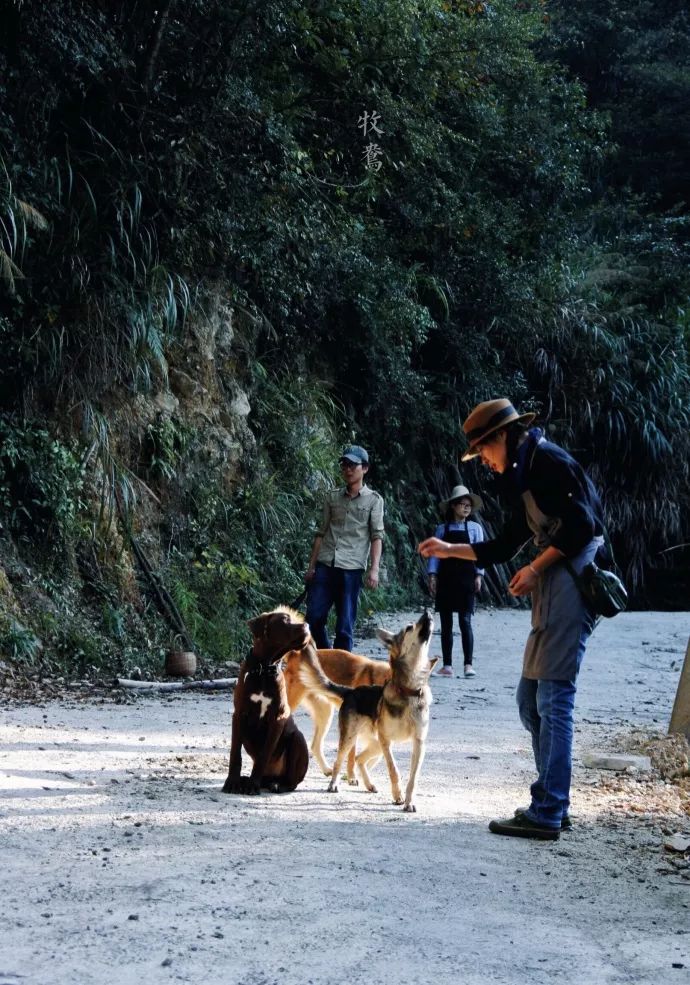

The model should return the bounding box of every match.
[0,0,687,671]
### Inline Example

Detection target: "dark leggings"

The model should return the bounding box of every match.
[439,608,473,666]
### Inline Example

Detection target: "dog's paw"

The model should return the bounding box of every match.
[403,803,417,813]
[245,779,262,795]
[393,795,404,805]
[327,780,339,793]
[322,767,333,777]
[348,776,360,787]
[221,777,243,794]
[365,783,378,793]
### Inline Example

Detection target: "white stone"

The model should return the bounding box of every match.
[229,390,251,417]
[664,833,690,853]
[581,751,653,772]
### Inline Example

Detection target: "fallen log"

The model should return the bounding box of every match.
[115,677,237,692]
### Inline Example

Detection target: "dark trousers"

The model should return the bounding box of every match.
[439,608,474,666]
[305,562,364,652]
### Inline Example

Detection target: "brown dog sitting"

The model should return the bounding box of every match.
[222,607,342,795]
[222,608,309,795]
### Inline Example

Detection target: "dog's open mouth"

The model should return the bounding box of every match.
[417,609,433,643]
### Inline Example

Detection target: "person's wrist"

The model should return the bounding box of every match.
[528,562,539,577]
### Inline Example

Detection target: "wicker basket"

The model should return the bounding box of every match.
[164,647,197,678]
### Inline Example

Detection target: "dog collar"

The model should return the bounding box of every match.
[245,663,280,678]
[245,648,281,678]
[391,682,423,699]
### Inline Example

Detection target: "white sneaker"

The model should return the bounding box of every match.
[464,665,476,678]
[436,666,454,677]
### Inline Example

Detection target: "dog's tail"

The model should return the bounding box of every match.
[298,643,351,706]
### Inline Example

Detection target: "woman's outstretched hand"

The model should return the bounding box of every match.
[418,537,450,558]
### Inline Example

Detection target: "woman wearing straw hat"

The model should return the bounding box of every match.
[419,398,606,841]
[427,485,485,679]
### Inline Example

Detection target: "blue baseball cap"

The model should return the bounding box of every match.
[340,444,369,465]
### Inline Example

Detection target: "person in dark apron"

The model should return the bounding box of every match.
[427,485,484,678]
[419,399,606,842]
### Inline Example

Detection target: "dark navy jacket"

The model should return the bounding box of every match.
[472,430,605,566]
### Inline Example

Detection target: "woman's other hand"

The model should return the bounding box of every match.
[508,565,538,597]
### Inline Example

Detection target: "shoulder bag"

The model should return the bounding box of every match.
[562,534,628,619]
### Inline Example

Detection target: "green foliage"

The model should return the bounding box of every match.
[168,548,262,660]
[0,0,685,684]
[0,617,41,664]
[163,370,341,658]
[143,414,189,482]
[0,418,85,541]
[101,602,126,642]
[51,623,106,677]
[547,0,690,210]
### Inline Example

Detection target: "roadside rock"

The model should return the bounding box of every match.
[582,751,653,771]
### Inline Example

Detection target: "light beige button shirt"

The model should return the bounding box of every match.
[316,485,385,570]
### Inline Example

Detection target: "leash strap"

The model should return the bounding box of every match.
[289,588,308,610]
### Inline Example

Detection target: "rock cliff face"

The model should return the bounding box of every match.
[105,294,255,506]
[168,296,256,495]
[0,291,264,681]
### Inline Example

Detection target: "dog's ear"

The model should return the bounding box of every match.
[427,657,439,675]
[376,627,396,648]
[247,614,267,638]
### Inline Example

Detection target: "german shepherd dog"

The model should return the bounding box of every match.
[283,643,391,776]
[299,610,437,812]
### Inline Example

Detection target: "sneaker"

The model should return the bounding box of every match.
[489,811,560,841]
[464,664,476,678]
[515,807,572,831]
[436,665,454,677]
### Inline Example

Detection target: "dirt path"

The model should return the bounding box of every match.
[1,610,689,985]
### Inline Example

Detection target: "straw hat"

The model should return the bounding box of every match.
[440,484,483,513]
[461,398,536,461]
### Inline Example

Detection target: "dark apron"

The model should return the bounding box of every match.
[435,523,476,614]
[521,491,601,681]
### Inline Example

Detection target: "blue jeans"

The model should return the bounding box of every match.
[516,616,595,829]
[305,563,364,652]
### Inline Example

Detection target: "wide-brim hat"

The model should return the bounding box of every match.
[461,398,536,461]
[440,484,483,513]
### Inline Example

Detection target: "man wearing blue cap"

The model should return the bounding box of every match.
[304,445,385,652]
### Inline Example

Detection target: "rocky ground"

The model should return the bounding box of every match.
[0,609,689,985]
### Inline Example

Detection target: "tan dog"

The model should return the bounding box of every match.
[299,610,437,812]
[283,645,391,775]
